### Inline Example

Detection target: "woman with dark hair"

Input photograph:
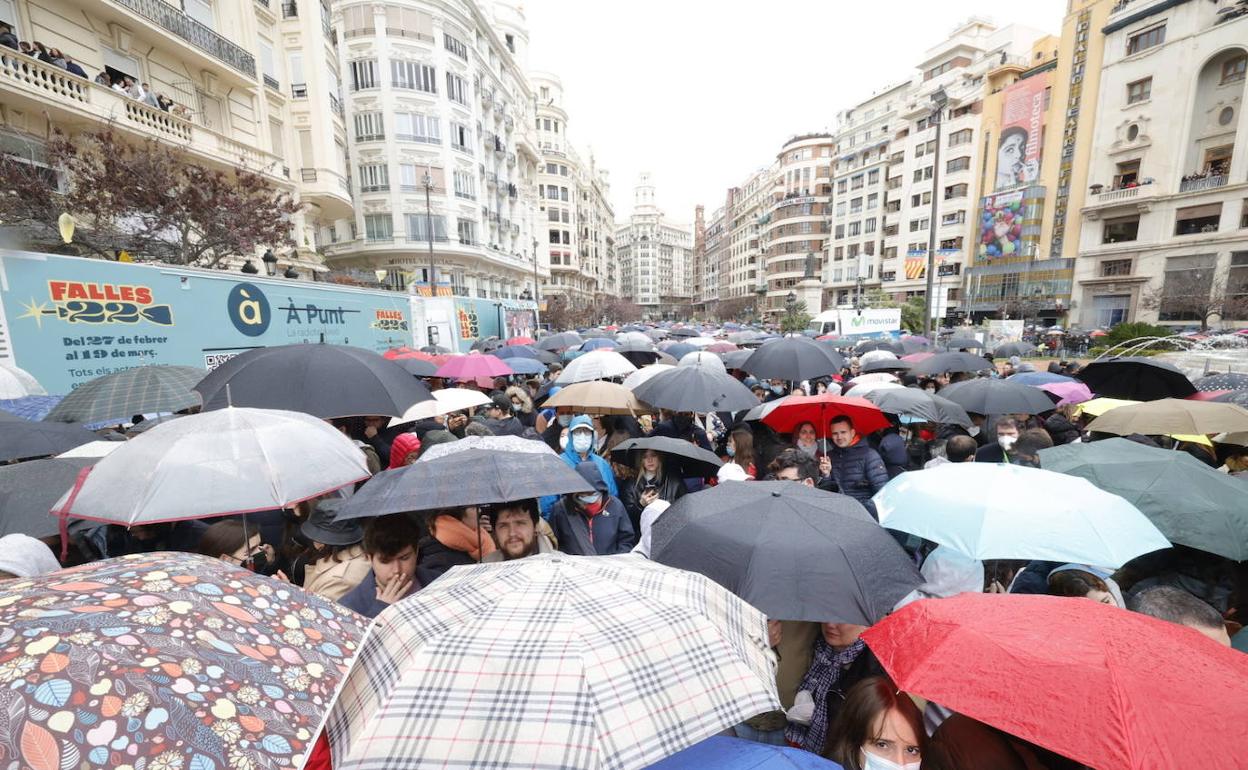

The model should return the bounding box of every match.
[786,622,882,754]
[620,448,686,532]
[725,427,756,479]
[299,499,370,601]
[1047,564,1123,607]
[826,675,925,770]
[793,421,824,460]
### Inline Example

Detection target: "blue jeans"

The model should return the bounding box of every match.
[733,721,788,746]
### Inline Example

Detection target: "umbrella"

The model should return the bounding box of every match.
[418,434,554,462]
[705,342,738,353]
[945,336,984,350]
[647,736,841,769]
[686,336,717,348]
[470,336,503,352]
[1215,430,1248,446]
[387,387,491,426]
[1194,372,1248,391]
[909,352,993,376]
[858,350,899,367]
[873,463,1170,566]
[665,342,698,360]
[722,350,754,370]
[0,552,367,770]
[325,554,780,770]
[536,331,584,350]
[0,395,62,421]
[652,481,921,624]
[899,335,931,354]
[842,380,904,397]
[434,352,514,380]
[0,457,95,538]
[57,440,123,458]
[580,329,612,339]
[51,408,370,526]
[0,420,97,463]
[645,328,670,340]
[555,350,637,384]
[544,380,649,415]
[581,336,620,351]
[678,351,727,373]
[742,395,790,423]
[44,365,204,425]
[493,344,559,364]
[860,358,911,374]
[633,365,759,413]
[992,341,1036,358]
[1086,398,1248,436]
[862,594,1248,770]
[503,357,547,375]
[742,337,845,381]
[616,340,661,367]
[610,435,723,478]
[622,364,675,391]
[195,344,433,418]
[616,331,653,346]
[335,445,593,519]
[0,363,46,398]
[419,344,451,354]
[668,327,700,338]
[1213,389,1248,407]
[761,394,890,437]
[388,356,437,377]
[1040,438,1248,560]
[862,388,973,428]
[1007,371,1073,386]
[1075,357,1196,401]
[1075,396,1139,418]
[506,335,536,346]
[1039,380,1094,405]
[656,351,679,365]
[938,378,1056,415]
[854,339,904,355]
[900,352,934,363]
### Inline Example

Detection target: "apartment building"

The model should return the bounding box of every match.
[616,173,693,318]
[761,133,834,315]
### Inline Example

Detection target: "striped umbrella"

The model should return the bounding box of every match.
[44,365,204,425]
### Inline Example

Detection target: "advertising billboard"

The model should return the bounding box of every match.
[977,189,1027,261]
[994,73,1050,191]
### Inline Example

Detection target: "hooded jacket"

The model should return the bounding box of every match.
[1043,412,1081,446]
[825,440,889,516]
[506,385,536,428]
[539,415,618,516]
[549,461,636,555]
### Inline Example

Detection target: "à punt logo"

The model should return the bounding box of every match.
[18,280,174,328]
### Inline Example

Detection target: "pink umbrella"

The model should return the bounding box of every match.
[901,352,935,363]
[434,353,514,380]
[1187,390,1231,401]
[1040,380,1093,405]
[706,342,738,353]
[506,336,536,346]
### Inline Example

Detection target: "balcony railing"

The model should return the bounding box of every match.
[1178,174,1228,193]
[263,74,279,90]
[112,0,256,77]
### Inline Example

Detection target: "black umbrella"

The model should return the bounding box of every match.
[579,329,613,339]
[855,339,905,355]
[1075,357,1196,401]
[722,350,754,370]
[335,446,593,519]
[1213,390,1248,407]
[616,340,661,368]
[494,345,560,364]
[632,365,759,413]
[609,436,723,479]
[651,481,922,624]
[861,358,912,374]
[0,457,95,538]
[863,387,972,427]
[471,336,503,353]
[194,344,433,418]
[44,365,204,425]
[910,352,994,377]
[992,342,1035,359]
[0,421,98,463]
[536,331,584,351]
[742,337,845,381]
[899,337,931,355]
[393,358,439,377]
[420,345,452,354]
[1194,372,1248,392]
[946,336,984,350]
[939,378,1056,416]
[667,327,700,338]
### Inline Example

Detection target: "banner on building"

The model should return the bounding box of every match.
[977,190,1027,261]
[904,258,927,280]
[995,73,1050,191]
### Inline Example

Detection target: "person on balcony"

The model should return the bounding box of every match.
[0,24,18,52]
[63,55,86,78]
[94,71,111,87]
[46,47,66,68]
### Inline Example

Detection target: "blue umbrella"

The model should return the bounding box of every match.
[581,337,620,351]
[0,395,63,421]
[504,357,547,375]
[647,736,841,769]
[1008,371,1074,386]
[665,342,697,360]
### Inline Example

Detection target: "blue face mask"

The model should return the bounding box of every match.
[770,385,785,395]
[571,433,593,454]
[557,414,572,427]
[725,444,736,458]
[576,493,600,505]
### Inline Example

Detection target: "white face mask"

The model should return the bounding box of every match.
[862,752,920,770]
[558,433,568,451]
[998,434,1017,451]
[967,425,980,437]
[572,433,593,455]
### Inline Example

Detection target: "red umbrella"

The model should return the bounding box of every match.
[506,336,536,346]
[384,346,435,362]
[1187,390,1231,401]
[760,394,890,437]
[434,353,514,380]
[706,342,738,353]
[1090,329,1109,338]
[862,593,1248,770]
[900,352,934,363]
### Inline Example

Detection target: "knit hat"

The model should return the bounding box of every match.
[389,432,422,469]
[0,534,61,579]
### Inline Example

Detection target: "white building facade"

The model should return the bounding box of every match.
[617,173,693,318]
[761,134,834,315]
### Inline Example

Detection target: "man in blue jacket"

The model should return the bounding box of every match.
[539,414,618,517]
[339,513,422,618]
[550,461,636,555]
[823,414,890,519]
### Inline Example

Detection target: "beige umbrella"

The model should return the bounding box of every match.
[1087,398,1248,437]
[543,380,650,415]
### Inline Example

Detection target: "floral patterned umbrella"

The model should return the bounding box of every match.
[0,552,368,770]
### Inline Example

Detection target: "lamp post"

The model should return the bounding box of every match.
[784,290,797,332]
[261,249,278,277]
[532,236,541,325]
[422,165,436,297]
[922,87,948,340]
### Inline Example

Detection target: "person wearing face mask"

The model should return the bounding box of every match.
[974,417,1020,463]
[621,449,686,533]
[825,676,926,770]
[198,519,281,577]
[539,415,619,518]
[723,427,756,479]
[549,461,636,555]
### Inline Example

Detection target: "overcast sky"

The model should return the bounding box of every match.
[523,0,1065,225]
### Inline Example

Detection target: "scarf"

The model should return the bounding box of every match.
[431,513,496,560]
[785,638,866,753]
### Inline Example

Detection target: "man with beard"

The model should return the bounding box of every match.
[483,499,556,562]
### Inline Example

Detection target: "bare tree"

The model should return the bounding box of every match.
[713,296,757,322]
[600,299,643,325]
[1141,272,1248,331]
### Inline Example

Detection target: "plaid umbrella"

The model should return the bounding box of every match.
[0,395,64,421]
[0,552,367,770]
[44,365,204,425]
[324,554,780,770]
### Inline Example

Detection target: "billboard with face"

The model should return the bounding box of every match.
[995,73,1050,191]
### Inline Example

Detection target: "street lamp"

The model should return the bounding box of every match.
[240,259,259,275]
[422,165,437,297]
[922,87,949,340]
[261,249,278,277]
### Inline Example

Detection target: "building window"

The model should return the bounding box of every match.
[851,174,864,190]
[353,112,384,141]
[848,222,861,237]
[395,112,439,143]
[1100,258,1133,277]
[453,169,475,199]
[364,213,392,241]
[1092,294,1131,327]
[837,180,847,194]
[549,229,560,244]
[1221,55,1246,84]
[407,213,448,242]
[939,237,963,251]
[392,61,436,92]
[914,139,937,157]
[864,218,877,234]
[1126,24,1165,56]
[910,192,932,207]
[850,197,863,214]
[1175,204,1222,235]
[835,224,845,239]
[1242,199,1248,229]
[1113,160,1140,189]
[913,167,933,182]
[446,72,468,105]
[450,122,471,152]
[946,157,971,173]
[1159,254,1216,321]
[1229,252,1248,319]
[867,193,878,209]
[1126,77,1152,104]
[867,169,880,185]
[1103,216,1140,243]
[944,183,968,199]
[444,33,468,61]
[349,59,378,91]
[909,218,929,232]
[948,128,973,147]
[358,163,389,193]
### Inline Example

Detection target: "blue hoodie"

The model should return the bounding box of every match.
[539,414,618,517]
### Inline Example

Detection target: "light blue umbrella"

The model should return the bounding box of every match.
[873,463,1170,567]
[503,357,547,375]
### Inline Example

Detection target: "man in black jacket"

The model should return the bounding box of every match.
[823,415,889,518]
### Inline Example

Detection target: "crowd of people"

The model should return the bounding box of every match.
[0,330,1245,770]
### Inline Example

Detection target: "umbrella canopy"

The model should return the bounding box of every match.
[743,337,845,381]
[335,444,593,519]
[195,344,433,418]
[555,349,638,384]
[0,363,46,398]
[0,552,367,770]
[536,331,584,351]
[325,554,780,770]
[616,331,653,345]
[418,434,554,462]
[705,342,738,353]
[862,388,973,427]
[633,366,759,413]
[51,408,370,526]
[721,350,754,370]
[668,327,701,338]
[873,463,1170,566]
[544,380,649,415]
[665,342,698,360]
[493,344,559,364]
[503,357,546,375]
[909,352,993,376]
[0,457,95,538]
[1075,357,1196,401]
[0,395,62,421]
[685,336,717,348]
[419,345,451,354]
[1039,380,1094,405]
[945,336,984,350]
[1194,372,1248,391]
[899,335,931,354]
[1007,371,1073,386]
[647,736,841,769]
[506,335,536,345]
[760,394,891,437]
[678,351,727,373]
[862,594,1248,770]
[992,341,1035,358]
[854,339,904,355]
[390,356,438,376]
[470,336,503,352]
[57,440,123,459]
[622,364,675,391]
[44,365,204,425]
[1085,398,1248,436]
[610,435,723,478]
[434,352,514,380]
[938,378,1057,415]
[0,420,97,463]
[387,387,491,426]
[580,336,620,351]
[1040,438,1248,561]
[1213,389,1248,407]
[1075,396,1139,418]
[858,350,899,367]
[860,358,911,374]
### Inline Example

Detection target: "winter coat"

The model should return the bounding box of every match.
[476,414,525,437]
[1044,413,1081,446]
[549,494,635,555]
[415,513,495,585]
[539,415,619,516]
[826,441,889,516]
[303,544,371,602]
[975,443,1008,463]
[651,418,714,452]
[0,32,19,51]
[620,472,686,533]
[506,386,536,428]
[338,569,421,619]
[870,430,909,478]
